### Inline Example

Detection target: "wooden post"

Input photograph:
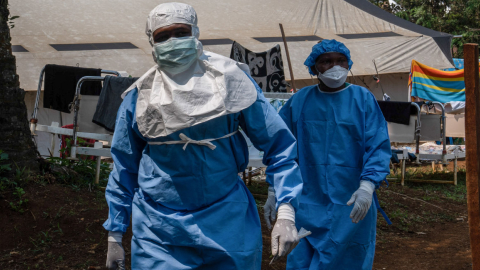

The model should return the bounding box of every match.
[279,23,297,93]
[464,43,480,269]
[454,155,458,186]
[94,142,103,185]
[401,149,407,186]
[50,122,59,156]
[401,159,405,186]
[248,167,252,186]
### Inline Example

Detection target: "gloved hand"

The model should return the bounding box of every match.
[346,180,375,223]
[271,203,299,258]
[263,186,276,230]
[106,231,125,270]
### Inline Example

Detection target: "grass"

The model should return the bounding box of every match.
[244,165,468,234]
[388,166,467,203]
[246,178,269,195]
[377,165,466,232]
[29,230,53,253]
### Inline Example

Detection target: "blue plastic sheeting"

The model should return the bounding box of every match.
[442,58,479,71]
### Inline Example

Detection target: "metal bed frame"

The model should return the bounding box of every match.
[390,101,465,185]
[30,65,121,184]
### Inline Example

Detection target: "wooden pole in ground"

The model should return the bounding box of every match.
[464,43,480,269]
[248,167,252,186]
[279,23,297,93]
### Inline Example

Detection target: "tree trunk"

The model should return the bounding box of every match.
[0,0,38,172]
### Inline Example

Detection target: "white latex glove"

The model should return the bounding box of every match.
[271,203,299,258]
[106,231,125,270]
[346,180,375,223]
[263,186,276,230]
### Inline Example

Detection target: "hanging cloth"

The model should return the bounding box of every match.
[92,75,139,132]
[230,41,287,93]
[43,64,102,113]
[377,101,412,125]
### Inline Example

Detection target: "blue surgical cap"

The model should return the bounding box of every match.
[304,39,353,75]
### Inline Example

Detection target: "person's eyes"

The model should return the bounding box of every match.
[176,30,191,37]
[154,34,169,43]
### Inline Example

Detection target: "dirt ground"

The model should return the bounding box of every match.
[373,160,471,270]
[0,161,472,269]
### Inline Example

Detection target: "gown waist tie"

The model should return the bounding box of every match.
[148,130,239,150]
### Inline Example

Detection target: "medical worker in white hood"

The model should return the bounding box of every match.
[264,39,391,269]
[103,3,303,269]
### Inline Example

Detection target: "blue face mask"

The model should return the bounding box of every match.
[153,36,199,75]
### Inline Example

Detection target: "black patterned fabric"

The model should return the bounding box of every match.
[230,41,287,93]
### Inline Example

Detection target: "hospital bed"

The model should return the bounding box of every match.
[30,65,121,184]
[388,101,465,185]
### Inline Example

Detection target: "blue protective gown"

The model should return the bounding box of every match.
[103,78,303,269]
[279,84,391,270]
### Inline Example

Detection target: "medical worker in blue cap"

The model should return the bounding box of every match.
[266,39,391,269]
[103,3,303,270]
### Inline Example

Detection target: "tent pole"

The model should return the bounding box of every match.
[464,43,480,270]
[279,24,297,93]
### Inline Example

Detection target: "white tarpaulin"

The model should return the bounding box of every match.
[10,0,453,92]
[11,0,454,156]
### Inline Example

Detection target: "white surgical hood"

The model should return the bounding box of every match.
[123,3,257,138]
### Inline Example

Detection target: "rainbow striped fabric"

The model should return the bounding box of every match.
[409,60,466,103]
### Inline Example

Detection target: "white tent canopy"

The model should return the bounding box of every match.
[9,0,455,157]
[11,0,453,92]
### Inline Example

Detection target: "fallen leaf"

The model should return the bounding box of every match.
[9,251,20,256]
[416,232,427,235]
[90,244,98,250]
[87,250,95,254]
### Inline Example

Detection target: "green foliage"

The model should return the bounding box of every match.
[46,138,112,190]
[1,148,33,182]
[369,0,480,58]
[30,231,53,251]
[0,150,11,172]
[9,187,28,213]
[380,166,466,231]
[247,180,269,195]
[0,150,32,194]
[0,150,12,191]
[47,156,111,189]
[8,15,19,29]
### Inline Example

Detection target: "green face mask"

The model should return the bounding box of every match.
[153,36,199,75]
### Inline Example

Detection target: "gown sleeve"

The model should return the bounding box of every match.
[239,76,303,210]
[360,93,392,187]
[103,89,146,232]
[278,97,297,140]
